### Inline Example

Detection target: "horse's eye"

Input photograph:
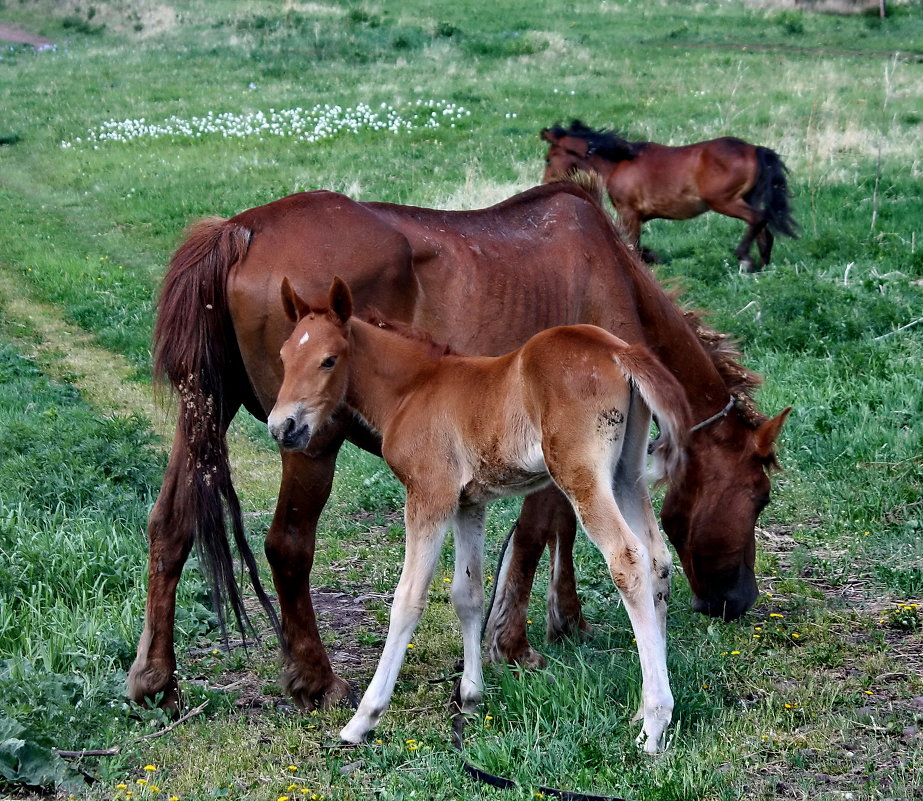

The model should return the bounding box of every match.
[320,356,337,370]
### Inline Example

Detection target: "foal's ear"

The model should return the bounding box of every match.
[754,406,792,459]
[328,275,354,325]
[540,127,557,143]
[280,276,309,322]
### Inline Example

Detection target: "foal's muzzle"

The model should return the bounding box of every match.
[268,415,311,451]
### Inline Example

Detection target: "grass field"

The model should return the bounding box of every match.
[1,1,921,799]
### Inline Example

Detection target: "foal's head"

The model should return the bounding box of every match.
[268,276,353,451]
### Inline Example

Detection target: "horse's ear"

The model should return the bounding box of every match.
[328,275,353,325]
[540,128,555,143]
[754,406,791,459]
[281,277,309,322]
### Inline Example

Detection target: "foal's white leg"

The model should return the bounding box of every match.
[554,468,673,754]
[614,398,672,651]
[340,506,450,743]
[451,504,486,714]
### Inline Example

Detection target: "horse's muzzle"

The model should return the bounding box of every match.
[691,576,758,622]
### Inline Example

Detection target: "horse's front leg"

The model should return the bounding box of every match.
[266,420,352,711]
[340,499,451,742]
[128,429,197,712]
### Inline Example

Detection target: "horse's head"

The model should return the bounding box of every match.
[268,276,353,451]
[661,406,790,621]
[540,125,592,183]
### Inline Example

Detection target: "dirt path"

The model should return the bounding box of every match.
[0,22,54,48]
[0,268,280,505]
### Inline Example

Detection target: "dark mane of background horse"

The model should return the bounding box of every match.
[546,119,649,162]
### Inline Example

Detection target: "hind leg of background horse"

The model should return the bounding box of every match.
[756,227,774,268]
[450,504,487,713]
[486,486,563,669]
[340,504,451,742]
[266,440,352,710]
[128,430,197,712]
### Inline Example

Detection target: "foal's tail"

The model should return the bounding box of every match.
[154,218,281,643]
[750,147,799,239]
[611,343,693,484]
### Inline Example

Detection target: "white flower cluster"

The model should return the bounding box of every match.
[60,99,471,148]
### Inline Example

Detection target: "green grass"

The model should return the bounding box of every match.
[0,0,921,798]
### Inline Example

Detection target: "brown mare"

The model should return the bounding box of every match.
[541,120,798,271]
[269,276,692,752]
[129,182,790,716]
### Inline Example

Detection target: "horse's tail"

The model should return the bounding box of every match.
[154,217,282,644]
[611,343,692,484]
[750,147,799,239]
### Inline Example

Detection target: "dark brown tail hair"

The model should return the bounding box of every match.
[154,217,282,645]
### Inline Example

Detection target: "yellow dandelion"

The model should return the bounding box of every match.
[702,683,709,689]
[170,797,180,801]
[791,632,801,639]
[144,765,157,772]
[485,715,493,721]
[730,650,741,655]
[753,634,761,639]
[405,738,416,745]
[407,643,414,649]
[864,690,873,695]
[150,786,160,793]
[288,784,297,791]
[288,765,299,771]
[117,784,128,790]
[769,613,784,618]
[137,779,148,786]
[443,577,451,583]
[375,739,383,745]
[278,796,290,801]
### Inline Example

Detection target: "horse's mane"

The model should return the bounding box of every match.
[680,306,766,430]
[362,312,457,359]
[550,119,647,162]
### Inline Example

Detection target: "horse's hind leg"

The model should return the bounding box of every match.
[546,499,592,642]
[266,420,352,711]
[485,486,582,668]
[756,227,774,268]
[128,427,198,712]
[340,499,452,742]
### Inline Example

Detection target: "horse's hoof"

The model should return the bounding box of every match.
[127,664,182,714]
[282,665,353,711]
[546,614,593,644]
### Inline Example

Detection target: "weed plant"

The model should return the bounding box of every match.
[0,0,921,798]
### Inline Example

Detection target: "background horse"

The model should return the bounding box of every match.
[541,120,799,271]
[129,182,789,714]
[268,276,692,753]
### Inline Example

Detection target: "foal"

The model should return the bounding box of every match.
[268,276,692,753]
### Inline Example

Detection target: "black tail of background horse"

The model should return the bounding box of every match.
[153,218,282,645]
[749,147,799,239]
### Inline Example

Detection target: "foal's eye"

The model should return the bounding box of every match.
[320,356,337,370]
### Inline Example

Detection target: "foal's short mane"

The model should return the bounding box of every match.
[362,313,457,359]
[550,119,647,162]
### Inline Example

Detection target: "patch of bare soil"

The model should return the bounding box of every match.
[0,22,53,48]
[184,588,384,714]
